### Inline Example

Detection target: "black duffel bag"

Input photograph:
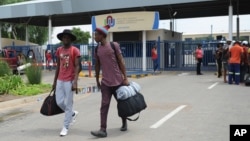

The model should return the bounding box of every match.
[117,92,147,121]
[40,89,64,116]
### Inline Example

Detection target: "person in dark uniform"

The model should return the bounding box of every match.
[215,43,223,78]
[222,41,231,83]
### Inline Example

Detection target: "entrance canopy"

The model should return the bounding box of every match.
[0,0,249,26]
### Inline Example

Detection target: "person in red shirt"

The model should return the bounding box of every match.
[45,50,52,71]
[151,46,158,73]
[52,29,80,136]
[91,25,129,138]
[228,41,243,85]
[194,44,203,75]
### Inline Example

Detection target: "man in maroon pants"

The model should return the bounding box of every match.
[91,25,129,138]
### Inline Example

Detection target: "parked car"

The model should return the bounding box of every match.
[0,49,18,74]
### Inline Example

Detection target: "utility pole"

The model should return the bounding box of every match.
[211,25,213,41]
[228,0,233,41]
[236,0,240,41]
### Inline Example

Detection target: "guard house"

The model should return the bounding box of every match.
[92,11,182,71]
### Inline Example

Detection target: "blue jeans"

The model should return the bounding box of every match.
[228,63,240,85]
[153,59,158,72]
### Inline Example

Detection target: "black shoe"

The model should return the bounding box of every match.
[91,130,107,138]
[197,73,203,75]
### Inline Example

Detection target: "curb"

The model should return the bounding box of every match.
[0,85,101,110]
[0,93,49,110]
[79,72,101,78]
[128,73,153,78]
[79,72,153,78]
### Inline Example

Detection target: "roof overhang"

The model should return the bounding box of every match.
[0,0,249,27]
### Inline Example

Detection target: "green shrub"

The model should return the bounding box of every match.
[0,77,7,95]
[26,65,42,84]
[0,71,51,96]
[0,61,11,77]
[0,75,24,95]
[10,83,51,96]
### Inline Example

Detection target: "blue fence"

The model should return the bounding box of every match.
[160,41,218,71]
[46,41,219,71]
[108,41,218,71]
[3,40,219,71]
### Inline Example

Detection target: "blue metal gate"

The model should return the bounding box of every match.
[45,40,219,71]
[161,41,218,71]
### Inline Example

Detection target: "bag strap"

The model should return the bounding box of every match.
[70,46,75,66]
[110,42,122,71]
[95,43,100,62]
[70,47,80,94]
[49,89,55,96]
[110,42,118,60]
[126,112,141,121]
[95,42,121,70]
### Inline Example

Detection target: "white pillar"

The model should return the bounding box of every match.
[48,16,52,45]
[0,23,2,49]
[228,5,233,41]
[25,24,29,45]
[142,30,146,71]
[109,32,113,42]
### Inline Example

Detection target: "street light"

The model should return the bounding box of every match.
[172,11,177,37]
[173,11,177,17]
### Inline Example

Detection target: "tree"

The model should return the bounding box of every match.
[27,25,48,45]
[0,0,48,45]
[0,0,28,5]
[71,27,91,44]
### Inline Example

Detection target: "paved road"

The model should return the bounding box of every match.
[0,71,249,141]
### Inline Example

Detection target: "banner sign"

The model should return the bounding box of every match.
[92,11,159,32]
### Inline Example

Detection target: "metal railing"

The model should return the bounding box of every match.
[3,40,220,72]
[47,41,219,71]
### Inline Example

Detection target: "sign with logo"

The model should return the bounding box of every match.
[92,11,159,32]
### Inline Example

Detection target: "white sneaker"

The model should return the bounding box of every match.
[60,127,68,136]
[71,111,79,123]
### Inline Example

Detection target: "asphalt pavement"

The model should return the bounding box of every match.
[0,71,250,141]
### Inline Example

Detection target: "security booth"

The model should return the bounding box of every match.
[92,11,182,71]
